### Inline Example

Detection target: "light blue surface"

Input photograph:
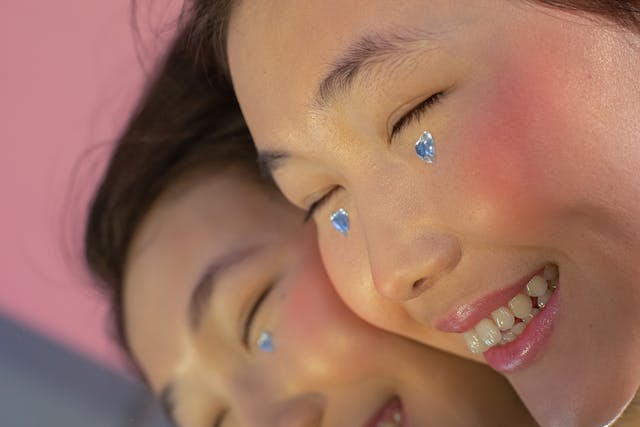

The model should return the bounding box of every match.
[0,314,173,427]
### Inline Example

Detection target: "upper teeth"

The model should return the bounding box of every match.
[463,264,558,354]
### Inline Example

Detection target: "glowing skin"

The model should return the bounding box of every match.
[124,169,534,427]
[227,1,640,425]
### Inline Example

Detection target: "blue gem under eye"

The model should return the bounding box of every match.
[415,131,436,163]
[330,208,350,236]
[257,331,275,353]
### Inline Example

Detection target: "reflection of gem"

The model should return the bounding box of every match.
[415,131,436,163]
[257,331,275,353]
[330,208,350,236]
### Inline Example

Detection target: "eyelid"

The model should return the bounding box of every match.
[390,91,444,139]
[303,186,340,223]
[242,281,275,351]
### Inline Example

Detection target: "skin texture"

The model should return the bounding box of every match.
[124,168,535,427]
[226,1,640,426]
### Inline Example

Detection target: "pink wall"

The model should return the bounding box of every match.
[0,1,179,371]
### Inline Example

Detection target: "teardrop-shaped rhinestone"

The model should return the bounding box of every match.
[415,131,436,163]
[257,331,275,353]
[330,208,350,236]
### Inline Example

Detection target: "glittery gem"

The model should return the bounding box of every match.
[330,208,350,236]
[257,331,275,353]
[415,131,436,163]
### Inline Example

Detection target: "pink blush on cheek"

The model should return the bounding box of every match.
[458,49,569,235]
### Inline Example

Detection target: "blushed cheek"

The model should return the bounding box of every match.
[458,47,570,238]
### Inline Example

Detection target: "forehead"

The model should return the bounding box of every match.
[123,171,299,390]
[227,0,509,145]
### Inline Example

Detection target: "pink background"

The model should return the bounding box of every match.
[1,1,179,372]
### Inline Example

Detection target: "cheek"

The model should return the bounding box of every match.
[316,221,414,339]
[278,245,370,347]
[458,48,573,238]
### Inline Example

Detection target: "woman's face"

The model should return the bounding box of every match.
[124,168,533,427]
[227,1,640,425]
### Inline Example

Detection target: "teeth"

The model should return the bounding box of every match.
[524,308,540,324]
[501,330,517,344]
[511,322,527,336]
[508,293,533,319]
[393,411,402,424]
[526,275,548,297]
[537,289,553,308]
[543,264,559,282]
[462,265,558,354]
[476,318,502,346]
[463,330,489,354]
[491,307,515,331]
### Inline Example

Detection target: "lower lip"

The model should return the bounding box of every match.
[483,285,560,373]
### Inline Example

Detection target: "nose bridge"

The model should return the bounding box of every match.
[354,169,462,301]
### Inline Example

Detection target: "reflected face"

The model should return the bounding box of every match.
[124,168,534,427]
[227,1,640,425]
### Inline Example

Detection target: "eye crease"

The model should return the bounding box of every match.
[303,186,341,223]
[390,91,444,138]
[243,282,275,351]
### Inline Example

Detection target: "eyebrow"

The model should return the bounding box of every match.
[188,245,262,330]
[256,30,440,176]
[257,150,290,178]
[313,29,439,110]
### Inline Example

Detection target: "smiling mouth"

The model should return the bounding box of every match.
[364,396,405,427]
[462,263,559,355]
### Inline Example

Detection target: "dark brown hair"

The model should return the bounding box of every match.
[84,29,259,355]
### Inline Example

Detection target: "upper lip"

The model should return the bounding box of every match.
[363,396,403,427]
[434,266,546,333]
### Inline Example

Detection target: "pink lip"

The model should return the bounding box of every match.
[434,266,546,333]
[484,286,559,372]
[363,396,406,427]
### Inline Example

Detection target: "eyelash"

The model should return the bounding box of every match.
[390,91,443,138]
[303,186,340,223]
[302,92,443,222]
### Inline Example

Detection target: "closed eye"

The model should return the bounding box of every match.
[390,91,444,138]
[303,186,340,223]
[243,282,275,351]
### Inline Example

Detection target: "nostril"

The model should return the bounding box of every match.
[411,278,430,296]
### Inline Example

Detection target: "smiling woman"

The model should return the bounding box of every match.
[84,28,536,427]
[183,0,640,426]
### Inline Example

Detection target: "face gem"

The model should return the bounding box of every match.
[330,208,350,236]
[415,131,436,163]
[257,331,275,353]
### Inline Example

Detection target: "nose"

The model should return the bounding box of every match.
[364,219,462,301]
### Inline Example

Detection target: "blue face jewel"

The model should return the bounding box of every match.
[257,331,275,353]
[415,131,436,163]
[330,208,350,236]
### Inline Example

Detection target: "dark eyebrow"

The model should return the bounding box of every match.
[313,29,440,110]
[189,246,262,330]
